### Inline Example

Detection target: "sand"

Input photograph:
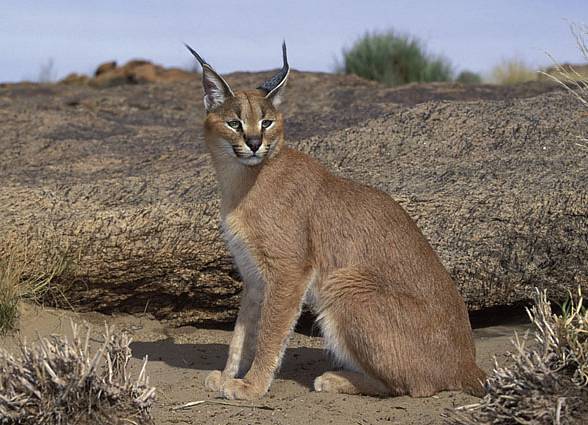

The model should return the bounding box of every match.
[0,303,529,424]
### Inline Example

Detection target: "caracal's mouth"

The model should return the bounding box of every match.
[238,155,264,166]
[229,143,266,166]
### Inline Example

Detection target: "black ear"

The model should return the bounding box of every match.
[257,42,290,107]
[185,43,234,112]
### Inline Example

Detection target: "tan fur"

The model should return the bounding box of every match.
[194,66,486,400]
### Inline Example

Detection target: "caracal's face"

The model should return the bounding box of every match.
[186,42,289,166]
[205,91,284,167]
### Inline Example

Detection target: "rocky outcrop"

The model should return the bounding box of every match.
[60,60,195,87]
[0,72,585,325]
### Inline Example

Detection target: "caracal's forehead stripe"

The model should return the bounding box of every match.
[231,93,266,132]
[233,103,242,119]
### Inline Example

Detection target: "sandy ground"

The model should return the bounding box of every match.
[1,304,529,425]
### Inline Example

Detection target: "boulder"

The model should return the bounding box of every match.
[131,63,159,83]
[0,72,585,325]
[90,67,129,88]
[84,60,195,87]
[95,61,117,76]
[60,73,90,86]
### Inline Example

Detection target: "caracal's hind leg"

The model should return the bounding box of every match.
[316,268,468,398]
[314,371,390,396]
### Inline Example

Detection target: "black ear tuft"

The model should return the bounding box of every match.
[258,42,290,106]
[184,43,207,70]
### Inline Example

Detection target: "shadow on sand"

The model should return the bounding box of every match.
[130,339,330,389]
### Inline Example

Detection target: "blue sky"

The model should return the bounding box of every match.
[1,0,585,82]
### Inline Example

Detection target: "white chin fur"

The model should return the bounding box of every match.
[239,156,264,166]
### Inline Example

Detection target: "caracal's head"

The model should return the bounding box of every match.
[186,42,290,167]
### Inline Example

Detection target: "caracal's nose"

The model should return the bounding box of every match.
[245,138,262,152]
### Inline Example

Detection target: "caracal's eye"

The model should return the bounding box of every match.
[261,119,273,129]
[227,120,241,130]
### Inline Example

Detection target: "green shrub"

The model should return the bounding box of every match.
[491,58,536,85]
[456,70,482,84]
[339,31,453,86]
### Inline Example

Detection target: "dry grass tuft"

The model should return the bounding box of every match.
[446,288,588,425]
[491,57,537,85]
[541,23,588,125]
[0,242,69,334]
[0,256,20,334]
[0,321,156,424]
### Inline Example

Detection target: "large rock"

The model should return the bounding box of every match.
[0,72,585,325]
[61,60,195,87]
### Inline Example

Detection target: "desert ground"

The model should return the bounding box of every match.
[1,303,530,425]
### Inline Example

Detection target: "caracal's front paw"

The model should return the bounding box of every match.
[220,378,265,400]
[205,370,223,392]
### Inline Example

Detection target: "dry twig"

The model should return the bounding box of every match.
[171,399,274,411]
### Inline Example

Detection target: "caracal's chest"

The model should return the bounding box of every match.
[221,209,318,307]
[221,213,264,287]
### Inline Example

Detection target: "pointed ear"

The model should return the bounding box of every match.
[258,41,290,107]
[201,65,234,112]
[185,43,234,112]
